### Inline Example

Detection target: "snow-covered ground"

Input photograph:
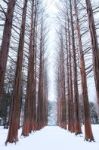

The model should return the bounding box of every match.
[0,125,99,150]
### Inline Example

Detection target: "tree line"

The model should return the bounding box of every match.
[0,0,99,145]
[56,0,99,142]
[0,0,48,144]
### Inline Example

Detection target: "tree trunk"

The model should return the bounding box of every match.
[69,0,81,135]
[66,12,75,132]
[22,0,36,136]
[85,0,99,112]
[37,22,44,130]
[74,0,94,141]
[60,32,66,129]
[0,0,16,110]
[6,0,28,144]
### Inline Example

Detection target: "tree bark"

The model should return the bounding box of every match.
[37,21,44,130]
[65,11,75,132]
[22,0,36,136]
[85,0,99,112]
[74,0,94,141]
[69,0,81,135]
[6,0,28,144]
[0,0,16,109]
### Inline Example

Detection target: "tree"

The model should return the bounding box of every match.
[69,0,81,135]
[22,0,36,136]
[0,0,16,110]
[85,0,99,113]
[37,19,45,130]
[6,0,28,143]
[73,0,94,141]
[59,32,66,129]
[89,102,98,124]
[66,11,75,132]
[55,28,67,129]
[36,16,48,130]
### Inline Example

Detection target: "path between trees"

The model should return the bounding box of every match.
[0,126,99,150]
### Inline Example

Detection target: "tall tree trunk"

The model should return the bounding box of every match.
[69,0,81,135]
[42,60,47,127]
[60,32,66,129]
[6,0,28,144]
[0,0,16,110]
[37,57,44,130]
[85,0,99,112]
[74,0,94,141]
[66,13,74,132]
[57,73,61,126]
[32,0,38,131]
[37,23,44,130]
[22,0,36,136]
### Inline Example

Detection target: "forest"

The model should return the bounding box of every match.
[0,0,99,147]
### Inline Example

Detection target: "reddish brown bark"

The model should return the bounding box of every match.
[69,0,81,134]
[36,21,45,130]
[6,0,28,144]
[36,18,48,130]
[22,0,36,136]
[66,13,75,132]
[31,0,37,131]
[74,0,94,141]
[85,0,99,112]
[85,119,94,141]
[0,0,16,107]
[59,33,66,129]
[22,120,30,136]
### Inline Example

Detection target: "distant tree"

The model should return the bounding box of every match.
[37,19,45,130]
[89,102,98,124]
[48,101,57,126]
[79,99,99,125]
[66,10,74,133]
[0,92,11,128]
[36,16,48,130]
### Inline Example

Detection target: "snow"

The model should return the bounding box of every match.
[0,125,99,150]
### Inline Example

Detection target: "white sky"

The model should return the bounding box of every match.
[42,0,59,101]
[43,0,58,14]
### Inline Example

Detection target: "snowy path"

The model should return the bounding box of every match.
[0,126,99,150]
